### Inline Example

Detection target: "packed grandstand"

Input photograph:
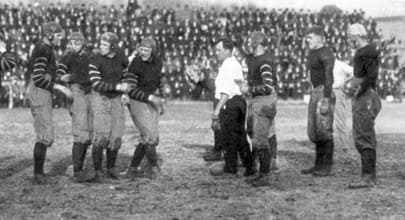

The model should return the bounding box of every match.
[0,1,404,107]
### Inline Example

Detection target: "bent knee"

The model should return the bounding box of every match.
[110,137,122,150]
[93,136,109,148]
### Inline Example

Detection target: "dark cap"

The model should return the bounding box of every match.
[304,25,325,36]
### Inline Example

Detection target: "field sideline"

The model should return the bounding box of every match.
[0,101,405,219]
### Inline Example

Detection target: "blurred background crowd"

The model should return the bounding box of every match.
[1,0,404,108]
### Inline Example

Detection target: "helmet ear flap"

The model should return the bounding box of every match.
[100,32,119,51]
[69,32,85,44]
[42,22,63,39]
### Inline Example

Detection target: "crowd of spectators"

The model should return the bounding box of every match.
[0,1,404,107]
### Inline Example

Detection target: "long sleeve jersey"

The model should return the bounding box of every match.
[307,46,335,98]
[56,50,92,91]
[127,55,164,103]
[353,44,379,96]
[27,42,57,91]
[89,52,135,98]
[246,53,278,97]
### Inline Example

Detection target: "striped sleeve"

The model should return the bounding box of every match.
[0,52,17,72]
[121,58,137,86]
[32,56,53,91]
[56,55,69,83]
[250,63,275,96]
[121,68,137,86]
[88,61,117,92]
[127,61,149,102]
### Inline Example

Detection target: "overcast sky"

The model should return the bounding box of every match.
[193,0,405,17]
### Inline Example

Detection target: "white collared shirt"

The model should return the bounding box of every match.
[215,56,243,99]
[333,59,353,88]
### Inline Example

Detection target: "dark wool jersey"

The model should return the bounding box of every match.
[57,50,92,90]
[89,52,135,98]
[128,55,164,102]
[27,42,57,91]
[353,44,379,96]
[307,46,335,98]
[246,53,277,97]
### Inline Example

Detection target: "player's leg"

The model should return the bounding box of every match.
[27,84,54,184]
[71,85,92,182]
[302,89,320,174]
[249,97,275,187]
[91,93,112,182]
[313,89,335,177]
[143,103,160,179]
[106,96,125,179]
[125,99,159,179]
[349,90,381,188]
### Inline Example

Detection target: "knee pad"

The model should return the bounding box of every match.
[93,136,109,148]
[83,140,92,146]
[145,137,159,146]
[268,135,277,147]
[38,140,53,148]
[109,138,122,151]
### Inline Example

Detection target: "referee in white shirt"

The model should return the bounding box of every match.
[210,38,254,176]
[333,59,353,152]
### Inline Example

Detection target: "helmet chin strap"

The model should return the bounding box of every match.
[106,48,116,58]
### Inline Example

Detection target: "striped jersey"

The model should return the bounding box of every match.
[56,50,92,88]
[127,55,164,102]
[89,52,135,98]
[246,53,277,97]
[26,42,57,91]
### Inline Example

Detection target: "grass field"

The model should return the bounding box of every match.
[1,101,405,220]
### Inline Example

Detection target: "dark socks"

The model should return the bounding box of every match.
[130,143,146,168]
[33,142,48,175]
